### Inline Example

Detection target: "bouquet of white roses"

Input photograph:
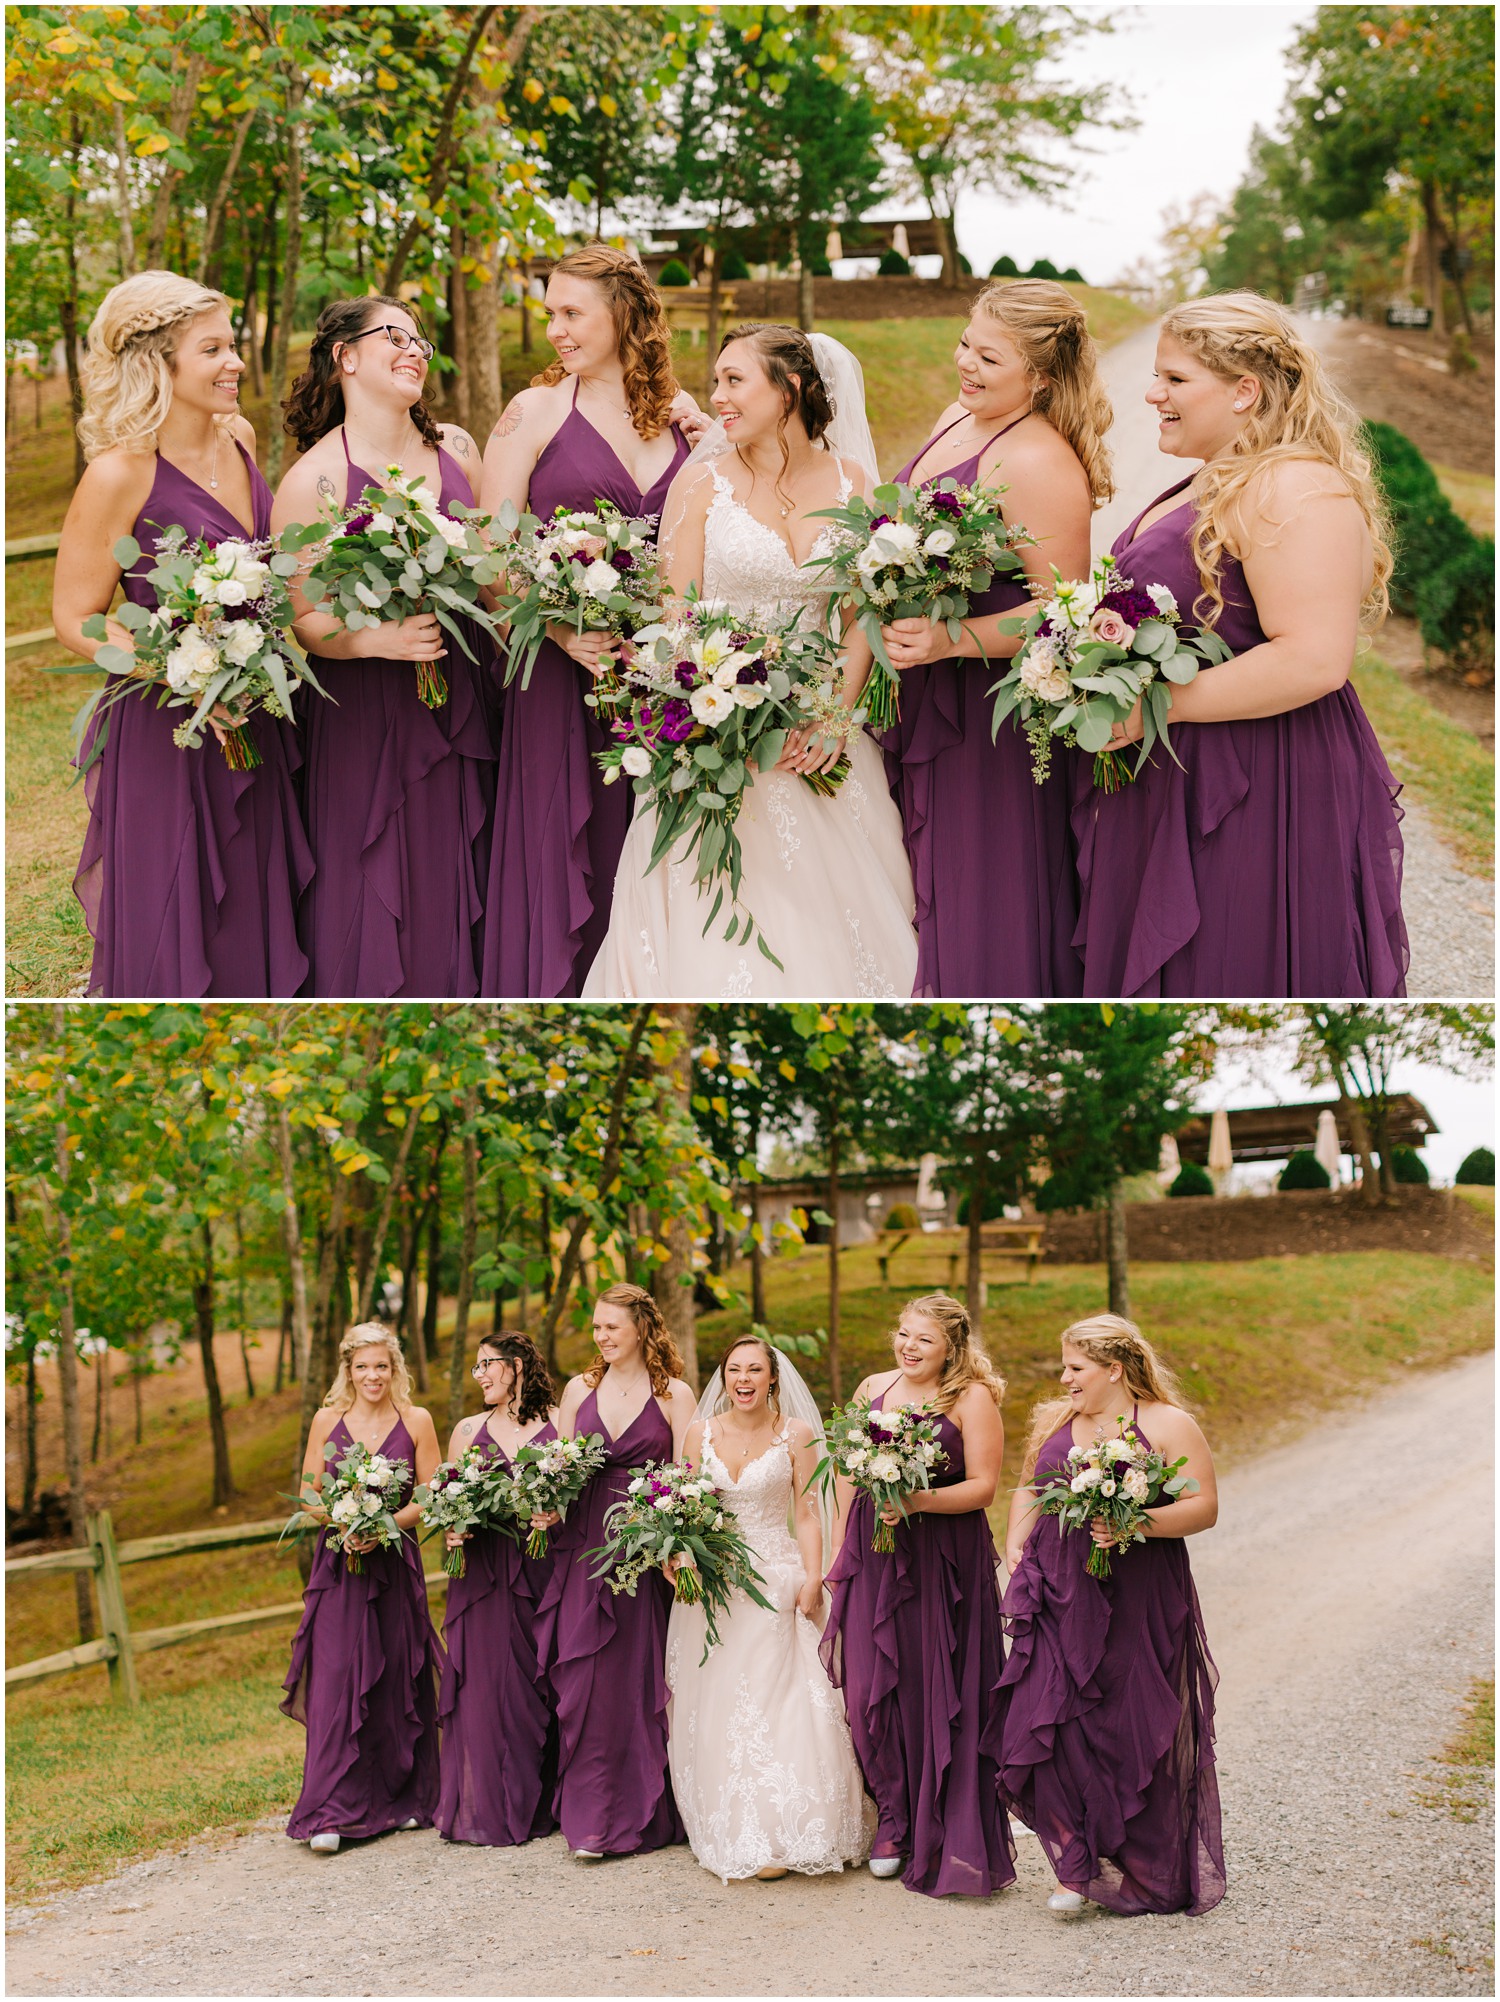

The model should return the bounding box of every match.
[587,1458,775,1662]
[415,1443,520,1577]
[492,500,664,690]
[509,1431,609,1559]
[805,476,1032,730]
[810,1398,948,1554]
[71,526,321,771]
[589,599,859,966]
[282,467,506,709]
[988,555,1233,792]
[1028,1418,1199,1579]
[284,1437,411,1576]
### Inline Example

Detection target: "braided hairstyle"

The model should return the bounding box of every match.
[582,1282,686,1397]
[78,270,233,461]
[531,244,679,439]
[971,278,1114,505]
[717,321,836,516]
[282,296,443,455]
[1023,1313,1190,1464]
[896,1293,1006,1416]
[475,1331,555,1424]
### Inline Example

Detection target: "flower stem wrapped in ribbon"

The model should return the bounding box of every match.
[1027,1417,1199,1579]
[809,1398,948,1554]
[66,526,325,772]
[804,476,1033,731]
[509,1431,609,1558]
[490,499,665,690]
[415,1443,521,1577]
[989,554,1233,791]
[281,467,507,708]
[586,1457,775,1663]
[280,1438,411,1576]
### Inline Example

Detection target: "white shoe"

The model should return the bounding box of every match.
[869,1856,904,1879]
[397,1818,420,1830]
[308,1833,341,1855]
[1048,1889,1086,1913]
[572,1848,605,1862]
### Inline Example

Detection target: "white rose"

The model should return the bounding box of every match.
[1019,652,1073,703]
[331,1495,359,1523]
[462,1465,483,1483]
[922,527,957,556]
[1146,582,1177,615]
[360,1493,382,1515]
[689,683,735,726]
[1123,1468,1150,1503]
[628,1476,646,1494]
[652,1495,675,1512]
[867,1409,899,1434]
[867,520,921,564]
[867,1454,901,1483]
[581,559,620,599]
[712,1511,725,1529]
[1102,1439,1133,1463]
[221,620,266,667]
[370,512,396,535]
[845,1447,868,1469]
[620,746,652,778]
[1067,1444,1085,1461]
[430,513,468,550]
[1101,1479,1117,1497]
[1070,1468,1103,1493]
[848,1429,868,1446]
[732,681,770,708]
[164,631,219,692]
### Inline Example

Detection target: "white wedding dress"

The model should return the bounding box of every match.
[665,1421,873,1881]
[582,456,918,999]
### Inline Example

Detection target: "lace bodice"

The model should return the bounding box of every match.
[701,454,852,627]
[701,1423,800,1563]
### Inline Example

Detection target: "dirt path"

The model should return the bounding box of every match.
[1094,319,1494,1000]
[7,1350,1493,1998]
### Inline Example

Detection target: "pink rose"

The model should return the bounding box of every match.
[1089,607,1135,646]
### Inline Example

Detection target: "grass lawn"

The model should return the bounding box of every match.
[1353,649,1495,874]
[1414,1677,1495,1825]
[1433,462,1496,539]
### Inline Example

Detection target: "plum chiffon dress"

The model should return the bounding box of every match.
[533,1389,684,1855]
[294,431,496,996]
[821,1391,1015,1897]
[999,1413,1226,1915]
[436,1421,559,1846]
[883,415,1081,998]
[1071,477,1408,996]
[281,1413,441,1841]
[482,382,688,996]
[74,444,313,997]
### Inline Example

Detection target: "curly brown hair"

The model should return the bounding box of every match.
[531,245,678,440]
[583,1283,686,1397]
[716,321,836,516]
[282,296,443,455]
[476,1331,555,1425]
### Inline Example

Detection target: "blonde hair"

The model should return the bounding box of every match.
[532,244,679,440]
[898,1293,1005,1416]
[972,278,1114,506]
[78,270,233,461]
[1161,291,1393,626]
[1024,1313,1188,1463]
[583,1283,686,1398]
[322,1322,414,1411]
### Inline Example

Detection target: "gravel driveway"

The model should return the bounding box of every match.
[6,1349,1493,1998]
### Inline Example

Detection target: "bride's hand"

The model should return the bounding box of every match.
[880,616,947,669]
[774,727,844,776]
[795,1575,825,1620]
[546,622,613,677]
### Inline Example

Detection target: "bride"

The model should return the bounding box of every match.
[582,324,918,999]
[665,1335,873,1881]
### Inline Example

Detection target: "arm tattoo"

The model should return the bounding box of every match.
[450,431,471,459]
[316,473,337,505]
[492,394,528,442]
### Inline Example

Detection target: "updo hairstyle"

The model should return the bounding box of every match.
[78,270,233,461]
[971,278,1114,506]
[896,1292,1006,1416]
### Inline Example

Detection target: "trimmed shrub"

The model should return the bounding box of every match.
[883,1202,921,1230]
[657,258,692,287]
[1456,1146,1495,1186]
[718,249,751,282]
[1364,420,1495,670]
[954,1185,1014,1227]
[1390,1145,1430,1185]
[958,251,973,275]
[1027,257,1060,280]
[877,248,911,276]
[1168,1162,1215,1198]
[990,255,1020,278]
[1279,1150,1332,1191]
[807,254,833,278]
[1060,266,1085,284]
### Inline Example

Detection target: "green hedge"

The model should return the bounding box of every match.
[1060,266,1085,284]
[719,249,751,282]
[1027,257,1060,280]
[954,1186,1013,1226]
[883,1202,921,1230]
[1365,421,1495,669]
[1168,1162,1215,1198]
[878,248,911,276]
[1390,1145,1430,1185]
[1456,1146,1495,1186]
[1279,1150,1332,1191]
[990,255,1020,278]
[807,254,833,278]
[657,258,692,287]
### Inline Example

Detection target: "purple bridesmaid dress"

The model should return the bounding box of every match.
[295,432,497,996]
[533,1388,684,1854]
[281,1412,441,1841]
[436,1421,559,1847]
[1072,477,1408,996]
[999,1413,1226,1916]
[482,382,688,997]
[73,444,313,997]
[821,1391,1015,1897]
[883,415,1082,998]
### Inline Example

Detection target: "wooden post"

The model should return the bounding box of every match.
[87,1511,139,1707]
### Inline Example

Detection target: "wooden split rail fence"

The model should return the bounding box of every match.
[6,531,62,659]
[5,1511,448,1708]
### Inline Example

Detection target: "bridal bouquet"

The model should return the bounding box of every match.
[1028,1419,1199,1579]
[283,1438,411,1575]
[810,1400,947,1554]
[492,499,664,689]
[73,527,321,771]
[806,477,1032,730]
[282,467,506,708]
[590,601,858,966]
[509,1431,609,1558]
[588,1458,775,1661]
[414,1444,520,1577]
[988,556,1233,791]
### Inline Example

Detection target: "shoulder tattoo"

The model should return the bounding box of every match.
[316,473,338,505]
[449,431,471,459]
[492,394,529,442]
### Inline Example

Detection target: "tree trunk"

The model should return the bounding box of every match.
[748,1182,768,1327]
[1105,1184,1130,1319]
[234,1209,255,1399]
[356,1110,420,1322]
[196,106,258,286]
[195,1220,235,1507]
[23,1346,39,1519]
[419,1198,441,1393]
[448,223,470,428]
[1420,179,1448,338]
[651,1006,699,1389]
[275,1283,292,1394]
[965,1145,987,1338]
[143,52,208,268]
[266,78,307,485]
[491,1183,508,1335]
[132,1349,145,1447]
[826,1118,842,1402]
[466,246,503,450]
[1444,186,1474,337]
[796,235,816,333]
[62,115,85,484]
[706,239,724,400]
[111,99,136,278]
[446,1087,481,1431]
[91,1347,104,1463]
[275,1102,312,1380]
[399,1205,421,1365]
[935,208,960,289]
[48,1013,95,1641]
[260,192,279,376]
[382,5,500,294]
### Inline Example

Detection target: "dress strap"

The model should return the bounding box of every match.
[570,374,582,408]
[338,425,354,467]
[833,455,854,505]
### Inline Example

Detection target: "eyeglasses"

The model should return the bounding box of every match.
[344,323,435,361]
[471,1358,506,1378]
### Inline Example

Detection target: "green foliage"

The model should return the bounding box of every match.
[1027,256,1060,279]
[990,255,1020,277]
[957,251,972,275]
[1390,1145,1430,1186]
[1366,422,1495,669]
[1168,1162,1215,1199]
[877,247,912,276]
[1060,266,1085,284]
[954,1186,1011,1226]
[1455,1147,1495,1186]
[1279,1150,1332,1192]
[719,248,752,281]
[808,254,834,278]
[882,1202,921,1230]
[657,258,693,287]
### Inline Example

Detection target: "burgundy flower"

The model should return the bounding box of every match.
[736,661,768,685]
[674,663,697,689]
[1099,584,1158,628]
[729,630,752,648]
[870,513,891,530]
[930,489,963,516]
[345,511,373,534]
[660,697,694,742]
[611,550,636,572]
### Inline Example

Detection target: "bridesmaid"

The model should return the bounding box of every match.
[1000,1314,1225,1916]
[436,1331,559,1848]
[55,270,312,997]
[478,244,697,997]
[1076,291,1407,996]
[272,295,495,996]
[534,1282,697,1858]
[282,1323,442,1853]
[880,280,1111,998]
[821,1293,1014,1897]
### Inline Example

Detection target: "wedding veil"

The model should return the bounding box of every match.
[684,330,881,486]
